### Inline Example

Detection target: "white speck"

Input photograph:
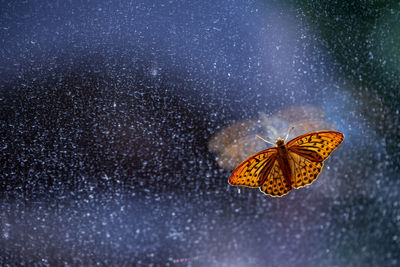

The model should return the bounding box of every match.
[2,223,10,239]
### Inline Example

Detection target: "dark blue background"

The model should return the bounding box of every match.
[1,0,399,266]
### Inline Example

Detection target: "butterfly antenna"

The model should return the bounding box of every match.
[284,126,295,142]
[256,134,275,146]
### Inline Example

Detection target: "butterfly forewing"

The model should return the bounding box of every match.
[259,160,292,197]
[288,131,344,162]
[229,148,277,187]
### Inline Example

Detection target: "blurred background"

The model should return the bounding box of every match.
[0,0,399,266]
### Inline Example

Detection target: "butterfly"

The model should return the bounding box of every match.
[228,131,344,197]
[208,106,337,170]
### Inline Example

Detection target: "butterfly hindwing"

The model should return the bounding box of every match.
[288,152,324,189]
[259,160,292,197]
[229,148,277,187]
[287,131,344,162]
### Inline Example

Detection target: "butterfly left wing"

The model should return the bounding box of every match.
[259,160,293,197]
[229,148,277,188]
[287,131,344,189]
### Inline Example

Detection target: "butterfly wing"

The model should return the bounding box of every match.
[287,131,344,162]
[287,131,344,189]
[259,160,293,197]
[229,148,277,188]
[287,152,324,189]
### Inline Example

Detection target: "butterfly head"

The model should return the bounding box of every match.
[276,137,285,147]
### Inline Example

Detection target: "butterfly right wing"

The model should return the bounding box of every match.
[287,151,324,189]
[229,148,277,188]
[287,131,344,162]
[287,131,344,189]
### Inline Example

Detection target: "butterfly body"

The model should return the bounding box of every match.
[275,138,293,188]
[229,131,344,197]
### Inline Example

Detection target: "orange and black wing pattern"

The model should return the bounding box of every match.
[229,131,343,197]
[258,159,293,197]
[287,131,344,162]
[287,131,344,189]
[229,148,277,188]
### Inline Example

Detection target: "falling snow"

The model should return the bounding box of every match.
[1,1,399,266]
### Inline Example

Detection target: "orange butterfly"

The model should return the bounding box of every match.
[229,131,344,197]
